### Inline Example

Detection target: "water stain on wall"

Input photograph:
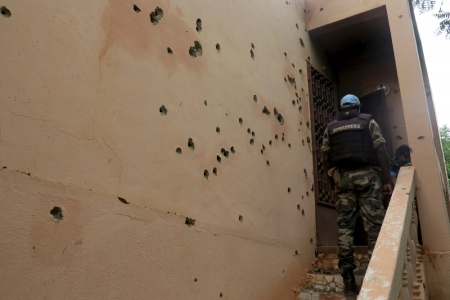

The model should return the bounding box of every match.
[100,0,208,75]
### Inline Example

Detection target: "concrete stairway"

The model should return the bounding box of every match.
[297,247,369,300]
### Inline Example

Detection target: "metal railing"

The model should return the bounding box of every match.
[358,167,428,300]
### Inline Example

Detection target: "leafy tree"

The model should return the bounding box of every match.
[413,0,450,39]
[439,125,450,180]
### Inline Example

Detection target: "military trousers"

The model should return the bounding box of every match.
[332,166,386,271]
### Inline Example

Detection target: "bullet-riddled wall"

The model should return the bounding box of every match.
[0,1,327,299]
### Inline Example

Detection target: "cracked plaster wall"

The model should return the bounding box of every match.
[0,0,327,299]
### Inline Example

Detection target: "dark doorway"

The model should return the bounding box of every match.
[309,72,393,246]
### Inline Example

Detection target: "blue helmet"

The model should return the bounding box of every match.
[340,94,360,107]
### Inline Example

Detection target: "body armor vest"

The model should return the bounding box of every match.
[327,112,379,168]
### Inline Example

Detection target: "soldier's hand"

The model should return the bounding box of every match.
[383,183,393,196]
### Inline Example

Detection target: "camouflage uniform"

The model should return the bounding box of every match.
[322,119,387,271]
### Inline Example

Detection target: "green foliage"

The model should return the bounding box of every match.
[413,0,450,39]
[439,125,450,180]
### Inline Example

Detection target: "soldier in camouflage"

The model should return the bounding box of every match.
[321,94,393,296]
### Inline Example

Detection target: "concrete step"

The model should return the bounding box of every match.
[303,272,364,293]
[297,290,356,300]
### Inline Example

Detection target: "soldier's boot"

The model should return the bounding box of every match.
[342,269,358,296]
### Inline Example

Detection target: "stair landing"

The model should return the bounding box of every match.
[297,247,369,300]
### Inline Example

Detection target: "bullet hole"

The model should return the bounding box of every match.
[294,84,297,90]
[304,169,307,178]
[417,136,425,140]
[302,139,305,145]
[396,135,403,140]
[133,4,141,13]
[50,206,64,221]
[283,269,285,274]
[247,128,251,134]
[204,170,209,179]
[260,149,264,154]
[288,187,291,193]
[213,167,218,176]
[217,155,222,163]
[311,184,314,192]
[250,139,254,145]
[273,108,284,125]
[393,125,398,129]
[297,204,300,210]
[284,52,287,57]
[159,105,168,116]
[292,63,295,68]
[299,69,302,74]
[204,100,208,106]
[220,292,223,298]
[300,121,303,126]
[33,246,36,250]
[297,99,300,104]
[253,95,258,103]
[239,215,243,223]
[196,18,202,32]
[239,118,243,124]
[266,160,270,166]
[269,140,272,146]
[252,131,255,137]
[302,195,304,199]
[250,49,254,60]
[150,7,164,25]
[299,106,302,113]
[295,92,299,98]
[1,6,11,18]
[399,15,403,19]
[176,147,182,154]
[216,127,221,134]
[189,41,203,58]
[306,121,310,129]
[216,43,220,52]
[275,134,278,140]
[284,77,287,82]
[230,146,235,153]
[307,56,310,62]
[262,106,270,115]
[262,144,266,151]
[320,7,324,11]
[302,209,305,216]
[294,250,299,256]
[310,238,313,244]
[296,23,299,29]
[288,143,291,148]
[188,138,195,150]
[117,196,130,204]
[306,191,309,197]
[194,278,198,283]
[251,43,255,49]
[299,38,305,47]
[287,75,296,85]
[223,150,230,158]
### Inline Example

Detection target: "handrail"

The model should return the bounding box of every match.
[358,166,428,300]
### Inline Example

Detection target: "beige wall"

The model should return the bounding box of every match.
[0,0,329,299]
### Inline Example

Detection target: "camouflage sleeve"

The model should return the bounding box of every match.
[369,119,386,149]
[321,130,330,152]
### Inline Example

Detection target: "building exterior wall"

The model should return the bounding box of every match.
[0,0,328,299]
